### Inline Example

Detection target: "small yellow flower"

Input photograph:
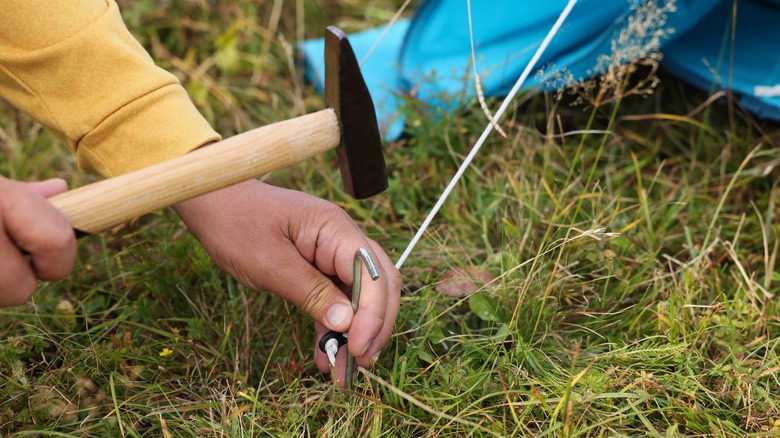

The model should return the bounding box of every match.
[159,348,174,357]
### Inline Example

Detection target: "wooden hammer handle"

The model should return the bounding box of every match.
[49,109,340,234]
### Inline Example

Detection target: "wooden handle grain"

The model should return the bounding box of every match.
[49,109,340,234]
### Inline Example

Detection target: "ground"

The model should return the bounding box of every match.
[1,1,779,436]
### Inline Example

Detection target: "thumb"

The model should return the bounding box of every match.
[23,178,68,198]
[264,251,354,333]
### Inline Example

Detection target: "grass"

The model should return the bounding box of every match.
[2,0,780,436]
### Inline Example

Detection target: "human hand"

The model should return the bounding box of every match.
[0,177,77,307]
[173,179,401,384]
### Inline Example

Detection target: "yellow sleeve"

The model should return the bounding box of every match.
[0,0,221,177]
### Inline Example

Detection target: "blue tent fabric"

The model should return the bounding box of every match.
[662,0,780,121]
[301,0,780,140]
[302,20,410,140]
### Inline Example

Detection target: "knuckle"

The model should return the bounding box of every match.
[300,276,335,316]
[316,198,346,215]
[44,214,75,252]
[317,203,353,227]
[25,212,74,256]
[291,199,349,240]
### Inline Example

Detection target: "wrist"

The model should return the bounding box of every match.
[173,179,260,219]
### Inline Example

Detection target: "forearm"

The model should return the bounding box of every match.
[0,0,220,177]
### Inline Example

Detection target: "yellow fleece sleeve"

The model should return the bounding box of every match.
[0,0,221,177]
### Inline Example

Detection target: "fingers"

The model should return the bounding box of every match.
[4,180,77,281]
[294,201,400,368]
[0,177,76,306]
[264,187,400,361]
[309,225,400,368]
[313,245,401,383]
[25,178,69,198]
[351,239,401,368]
[341,243,393,360]
[0,230,37,306]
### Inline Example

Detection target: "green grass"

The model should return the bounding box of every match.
[2,1,780,436]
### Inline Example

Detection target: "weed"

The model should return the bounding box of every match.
[2,0,779,436]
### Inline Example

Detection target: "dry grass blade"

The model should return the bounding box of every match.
[358,367,504,438]
[2,0,780,436]
[467,0,506,138]
[360,0,414,66]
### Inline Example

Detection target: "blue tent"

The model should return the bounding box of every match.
[302,0,780,140]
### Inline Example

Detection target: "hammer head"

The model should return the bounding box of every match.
[324,26,388,199]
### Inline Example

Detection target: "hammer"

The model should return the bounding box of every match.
[48,26,387,235]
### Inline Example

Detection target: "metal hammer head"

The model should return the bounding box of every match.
[324,26,388,199]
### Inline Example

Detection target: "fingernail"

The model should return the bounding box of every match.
[326,303,351,329]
